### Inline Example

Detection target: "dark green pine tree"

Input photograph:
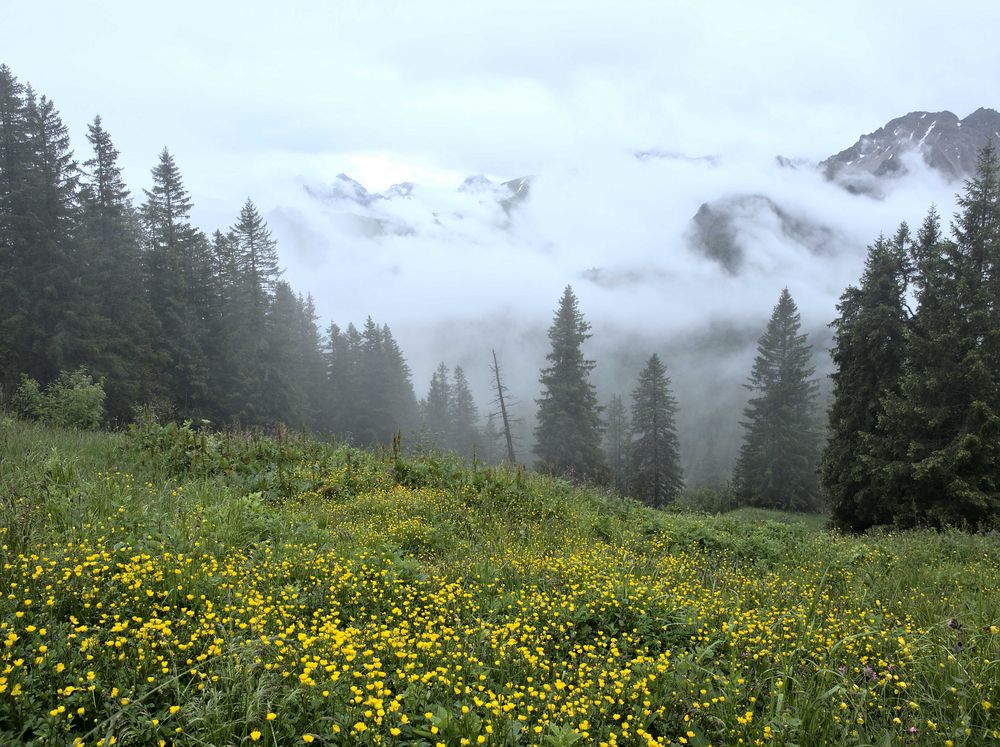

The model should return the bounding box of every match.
[296,294,330,432]
[213,199,282,424]
[141,148,214,418]
[258,281,306,426]
[603,394,629,495]
[733,288,821,511]
[822,233,910,530]
[349,319,418,446]
[449,365,480,458]
[534,285,608,482]
[78,116,161,422]
[422,362,452,448]
[231,198,281,312]
[879,146,1000,527]
[379,323,419,440]
[0,65,30,389]
[627,354,683,506]
[325,322,366,441]
[18,89,92,383]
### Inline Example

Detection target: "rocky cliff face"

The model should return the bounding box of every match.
[687,194,840,275]
[820,108,1000,193]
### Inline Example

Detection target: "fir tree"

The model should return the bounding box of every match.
[230,198,280,311]
[79,116,159,422]
[603,394,628,495]
[0,65,30,388]
[627,355,683,506]
[258,282,305,425]
[325,322,365,440]
[879,146,1000,527]
[141,148,214,417]
[296,294,330,432]
[534,286,607,481]
[423,362,452,447]
[822,234,909,530]
[19,90,90,383]
[449,365,480,458]
[733,288,821,510]
[212,200,281,424]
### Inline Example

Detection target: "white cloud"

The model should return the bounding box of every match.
[1,0,994,473]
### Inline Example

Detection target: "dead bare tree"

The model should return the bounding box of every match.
[491,349,517,465]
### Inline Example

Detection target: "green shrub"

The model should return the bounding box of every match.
[38,369,106,429]
[10,374,43,420]
[9,369,106,429]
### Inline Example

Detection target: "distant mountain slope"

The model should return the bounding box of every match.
[686,194,841,275]
[821,107,1000,193]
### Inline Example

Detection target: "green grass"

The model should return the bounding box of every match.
[0,415,997,746]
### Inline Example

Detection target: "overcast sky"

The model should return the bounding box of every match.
[6,1,997,197]
[3,0,998,415]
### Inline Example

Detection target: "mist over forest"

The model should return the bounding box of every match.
[265,130,968,483]
[3,51,995,486]
[3,0,1000,494]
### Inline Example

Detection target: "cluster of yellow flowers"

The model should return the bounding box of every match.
[0,469,997,745]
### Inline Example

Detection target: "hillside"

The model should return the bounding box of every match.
[0,418,997,746]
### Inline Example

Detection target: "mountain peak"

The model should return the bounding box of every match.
[821,107,1000,193]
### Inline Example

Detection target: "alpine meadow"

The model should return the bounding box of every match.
[2,3,1000,745]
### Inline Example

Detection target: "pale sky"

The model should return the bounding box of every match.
[5,1,997,197]
[3,0,998,429]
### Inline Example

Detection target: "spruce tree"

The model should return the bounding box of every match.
[0,65,29,388]
[879,146,1000,527]
[141,148,214,417]
[822,234,909,530]
[231,198,280,311]
[379,323,419,440]
[340,319,418,446]
[534,285,607,481]
[423,363,452,448]
[258,281,305,426]
[79,116,159,422]
[627,355,683,506]
[449,365,480,457]
[19,90,90,382]
[734,288,821,511]
[603,394,628,495]
[296,294,329,432]
[325,322,365,440]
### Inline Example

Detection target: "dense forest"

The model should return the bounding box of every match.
[2,63,999,529]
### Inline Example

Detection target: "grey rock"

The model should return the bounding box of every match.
[821,108,1000,193]
[687,194,839,274]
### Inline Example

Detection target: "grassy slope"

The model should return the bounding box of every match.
[0,417,997,746]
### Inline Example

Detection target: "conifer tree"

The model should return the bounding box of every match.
[734,288,821,510]
[79,116,159,421]
[879,146,1000,527]
[338,319,418,446]
[379,323,419,440]
[231,198,280,310]
[296,294,329,431]
[258,281,305,425]
[141,148,214,417]
[0,65,30,388]
[627,355,683,506]
[534,286,607,481]
[449,365,480,457]
[603,394,628,494]
[19,90,90,382]
[481,413,504,464]
[211,200,281,423]
[822,233,909,530]
[325,322,363,439]
[423,362,452,447]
